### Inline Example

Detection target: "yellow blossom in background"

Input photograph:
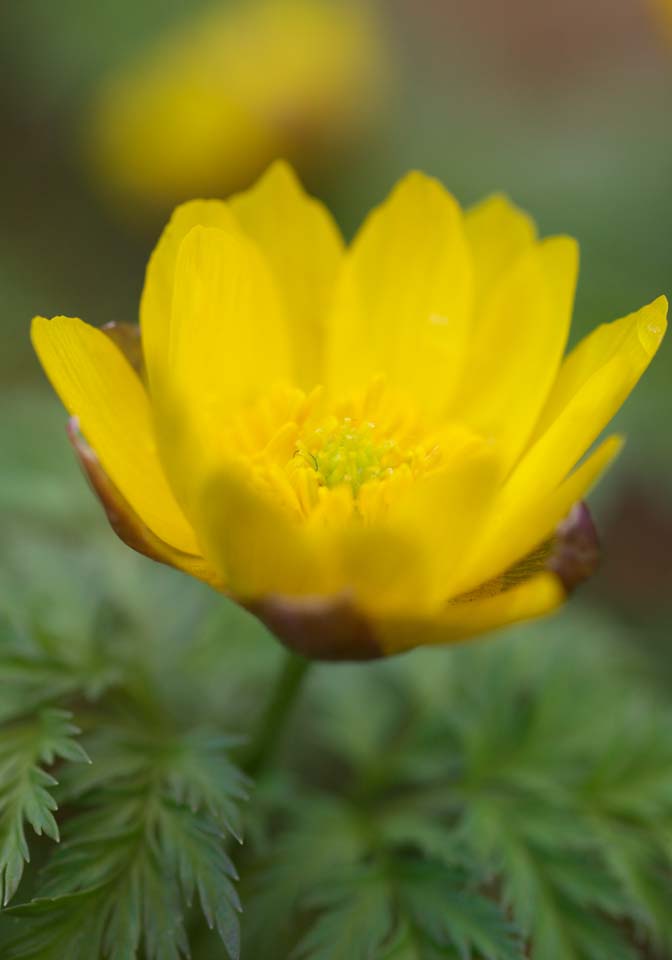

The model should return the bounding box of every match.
[88,0,388,213]
[32,163,667,659]
[652,0,672,41]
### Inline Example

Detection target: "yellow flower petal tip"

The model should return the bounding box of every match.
[637,295,668,355]
[32,165,667,660]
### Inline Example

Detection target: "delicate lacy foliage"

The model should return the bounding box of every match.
[2,549,672,960]
[293,859,522,960]
[0,612,124,725]
[0,709,89,906]
[2,718,247,960]
[240,613,672,959]
[0,587,248,960]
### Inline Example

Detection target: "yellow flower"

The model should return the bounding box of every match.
[651,0,672,39]
[88,0,388,213]
[32,163,667,659]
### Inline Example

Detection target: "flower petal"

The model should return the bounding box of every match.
[161,225,292,499]
[378,573,564,654]
[140,199,238,392]
[170,225,291,404]
[338,525,435,617]
[455,235,578,472]
[326,171,472,416]
[68,419,223,589]
[101,321,145,380]
[229,160,344,388]
[389,445,503,605]
[464,193,537,315]
[454,434,623,596]
[196,464,324,598]
[31,315,198,553]
[510,295,668,502]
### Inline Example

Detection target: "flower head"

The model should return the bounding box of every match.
[88,0,388,213]
[32,163,667,659]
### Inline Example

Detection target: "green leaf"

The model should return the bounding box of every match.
[294,864,394,960]
[163,728,249,841]
[0,709,89,905]
[0,618,80,725]
[379,923,458,959]
[293,856,523,960]
[158,803,241,959]
[2,887,106,960]
[244,796,368,959]
[4,719,246,960]
[0,611,125,725]
[394,859,523,960]
[453,772,644,960]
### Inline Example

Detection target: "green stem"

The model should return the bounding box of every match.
[243,651,311,778]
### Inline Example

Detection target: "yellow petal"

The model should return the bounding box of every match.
[229,160,344,388]
[68,421,224,589]
[390,444,502,604]
[326,171,472,416]
[455,434,623,596]
[378,573,564,654]
[196,464,323,598]
[163,225,292,494]
[338,525,434,617]
[140,199,238,392]
[455,236,578,472]
[464,193,537,316]
[31,315,198,553]
[336,443,502,618]
[513,296,668,501]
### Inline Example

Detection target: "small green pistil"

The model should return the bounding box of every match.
[298,419,398,495]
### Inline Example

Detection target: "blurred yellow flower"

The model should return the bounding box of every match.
[653,0,672,40]
[88,0,388,212]
[32,163,667,659]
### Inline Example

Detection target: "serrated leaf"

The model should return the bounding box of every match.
[3,718,245,960]
[158,803,241,958]
[244,797,368,959]
[0,615,123,725]
[294,864,394,960]
[293,855,523,960]
[0,709,89,905]
[394,859,524,960]
[164,728,249,841]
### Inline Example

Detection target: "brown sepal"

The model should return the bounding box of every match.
[547,501,600,592]
[67,418,225,590]
[247,593,383,661]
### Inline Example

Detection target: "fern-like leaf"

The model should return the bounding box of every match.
[0,709,89,905]
[294,857,524,960]
[3,720,246,960]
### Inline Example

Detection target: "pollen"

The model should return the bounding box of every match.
[294,417,417,494]
[227,378,448,522]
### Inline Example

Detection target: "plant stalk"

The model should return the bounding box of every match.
[243,651,311,778]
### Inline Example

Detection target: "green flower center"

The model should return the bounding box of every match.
[296,418,405,494]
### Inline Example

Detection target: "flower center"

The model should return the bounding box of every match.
[223,379,471,523]
[295,417,411,494]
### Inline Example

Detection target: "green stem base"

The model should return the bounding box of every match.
[243,651,311,778]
